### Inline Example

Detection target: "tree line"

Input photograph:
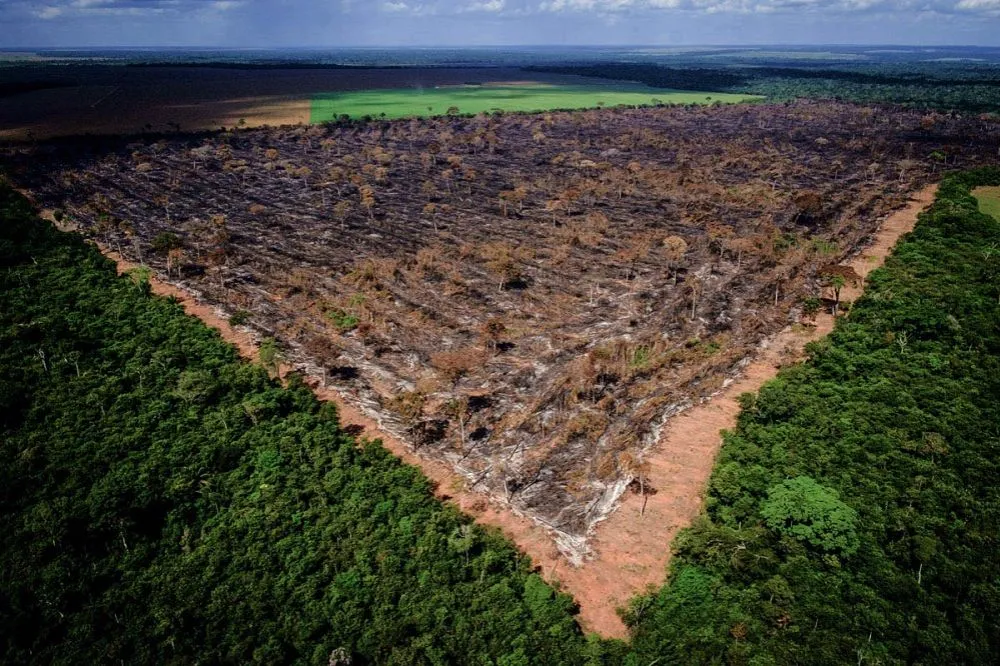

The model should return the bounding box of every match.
[530,63,1000,114]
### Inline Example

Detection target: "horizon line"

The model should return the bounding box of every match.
[3,42,1000,50]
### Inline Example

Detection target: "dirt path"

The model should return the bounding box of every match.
[30,183,936,639]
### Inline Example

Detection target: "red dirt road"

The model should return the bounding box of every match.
[33,183,936,639]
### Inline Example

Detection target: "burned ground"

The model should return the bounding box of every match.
[9,100,997,558]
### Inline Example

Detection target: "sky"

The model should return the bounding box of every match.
[1,0,999,48]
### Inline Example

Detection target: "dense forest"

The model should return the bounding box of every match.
[530,63,1000,113]
[2,166,999,664]
[0,182,600,665]
[625,167,1000,663]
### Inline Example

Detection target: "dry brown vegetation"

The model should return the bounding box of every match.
[9,100,997,559]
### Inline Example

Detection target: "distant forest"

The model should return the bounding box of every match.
[529,63,1000,113]
[1,168,998,663]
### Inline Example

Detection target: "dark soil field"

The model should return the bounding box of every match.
[9,100,997,559]
[0,64,612,141]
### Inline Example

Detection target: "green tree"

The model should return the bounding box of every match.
[258,337,282,378]
[760,476,860,556]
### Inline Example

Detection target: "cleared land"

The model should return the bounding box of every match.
[9,101,998,566]
[310,83,756,122]
[0,65,614,140]
[974,185,1000,220]
[67,186,931,638]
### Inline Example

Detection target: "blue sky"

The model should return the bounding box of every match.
[2,0,998,48]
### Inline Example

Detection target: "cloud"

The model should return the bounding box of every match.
[4,0,999,47]
[36,5,64,18]
[463,0,507,10]
[20,0,248,20]
[17,0,1000,22]
[955,0,1000,10]
[537,0,1000,14]
[540,0,631,9]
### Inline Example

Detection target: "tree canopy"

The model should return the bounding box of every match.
[626,167,1000,664]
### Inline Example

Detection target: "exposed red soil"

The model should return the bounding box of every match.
[29,183,936,638]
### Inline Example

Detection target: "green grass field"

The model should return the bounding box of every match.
[973,186,1000,221]
[310,83,759,122]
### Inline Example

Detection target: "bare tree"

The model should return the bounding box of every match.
[688,276,702,320]
[662,235,688,283]
[819,264,862,315]
[358,185,376,223]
